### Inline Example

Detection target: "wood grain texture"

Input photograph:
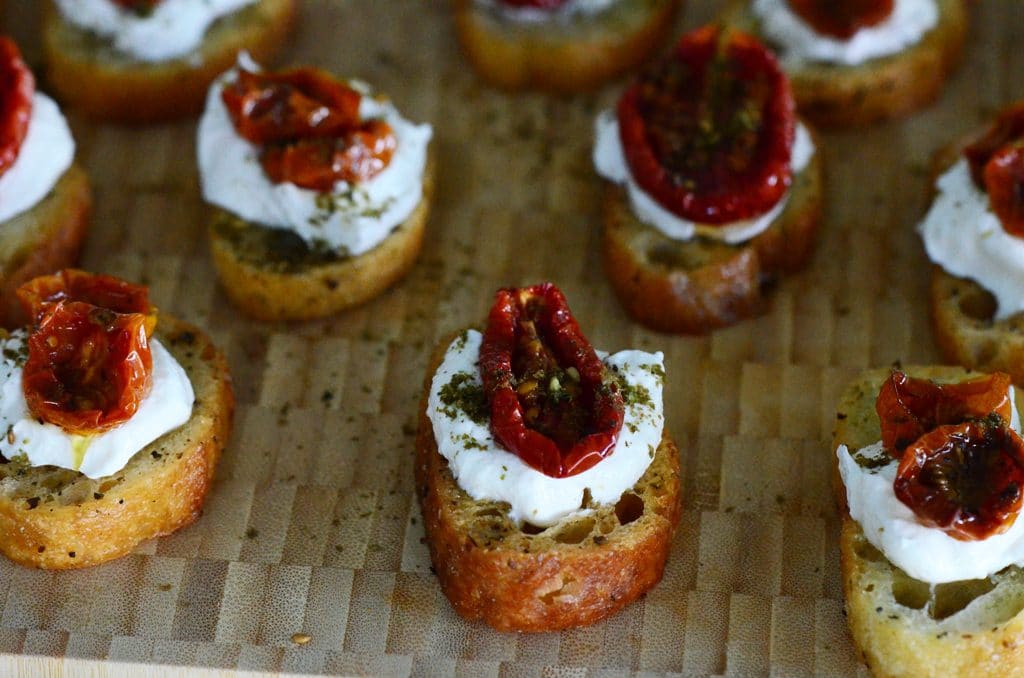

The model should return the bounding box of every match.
[0,0,1021,674]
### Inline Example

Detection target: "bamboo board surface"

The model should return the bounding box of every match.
[1,1,1023,675]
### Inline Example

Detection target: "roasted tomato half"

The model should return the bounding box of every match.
[260,119,397,191]
[497,0,570,7]
[786,0,894,40]
[963,103,1024,237]
[479,283,625,478]
[17,269,153,328]
[0,36,33,179]
[111,0,162,12]
[876,370,1012,456]
[617,25,795,224]
[222,66,396,189]
[22,301,154,435]
[894,416,1024,541]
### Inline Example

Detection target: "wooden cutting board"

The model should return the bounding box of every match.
[1,1,1022,675]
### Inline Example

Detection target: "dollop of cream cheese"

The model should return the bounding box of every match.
[54,0,257,63]
[918,158,1024,321]
[426,330,665,527]
[475,0,618,24]
[752,0,938,66]
[0,331,195,480]
[593,110,814,244]
[197,55,433,257]
[838,387,1024,584]
[0,93,74,224]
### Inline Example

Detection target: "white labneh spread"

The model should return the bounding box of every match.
[919,159,1024,320]
[752,0,938,66]
[0,332,195,480]
[475,0,617,23]
[0,93,74,224]
[593,110,815,244]
[427,330,665,527]
[197,56,433,257]
[54,0,257,62]
[838,387,1024,584]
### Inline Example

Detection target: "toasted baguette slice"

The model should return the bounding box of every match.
[720,0,967,127]
[42,0,296,124]
[208,160,433,322]
[0,164,91,328]
[453,0,682,93]
[834,366,1024,678]
[0,314,234,569]
[415,335,682,632]
[601,127,823,334]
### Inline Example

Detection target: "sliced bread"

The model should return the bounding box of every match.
[0,314,234,569]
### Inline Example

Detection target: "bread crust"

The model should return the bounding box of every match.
[601,125,824,334]
[834,366,1024,678]
[721,0,968,127]
[453,0,682,92]
[42,0,297,124]
[208,159,434,321]
[0,164,91,329]
[0,314,234,569]
[415,333,681,632]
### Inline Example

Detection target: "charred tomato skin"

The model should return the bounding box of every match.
[786,0,895,40]
[0,36,34,180]
[894,418,1024,541]
[479,283,625,479]
[617,25,795,225]
[876,370,1012,456]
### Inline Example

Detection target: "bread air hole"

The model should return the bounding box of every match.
[615,492,644,525]
[892,569,998,620]
[958,288,996,322]
[537,574,581,605]
[552,517,596,545]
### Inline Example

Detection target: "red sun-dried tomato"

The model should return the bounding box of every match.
[963,102,1024,188]
[786,0,894,40]
[876,370,1012,456]
[894,417,1024,541]
[17,269,153,327]
[983,142,1024,237]
[22,301,154,435]
[260,119,397,191]
[222,65,396,188]
[497,0,570,8]
[110,0,162,12]
[222,67,361,145]
[617,25,795,224]
[0,37,33,180]
[479,284,625,478]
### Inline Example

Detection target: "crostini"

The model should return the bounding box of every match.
[0,36,91,328]
[417,283,681,631]
[919,102,1024,385]
[0,270,233,569]
[42,0,296,123]
[453,0,682,92]
[721,0,967,126]
[834,366,1024,677]
[198,55,434,321]
[594,25,823,334]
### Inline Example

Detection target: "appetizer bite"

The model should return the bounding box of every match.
[721,0,967,126]
[417,283,680,631]
[0,37,91,328]
[198,55,434,321]
[0,270,233,569]
[920,103,1024,385]
[594,25,823,334]
[453,0,682,92]
[834,367,1024,677]
[42,0,296,123]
